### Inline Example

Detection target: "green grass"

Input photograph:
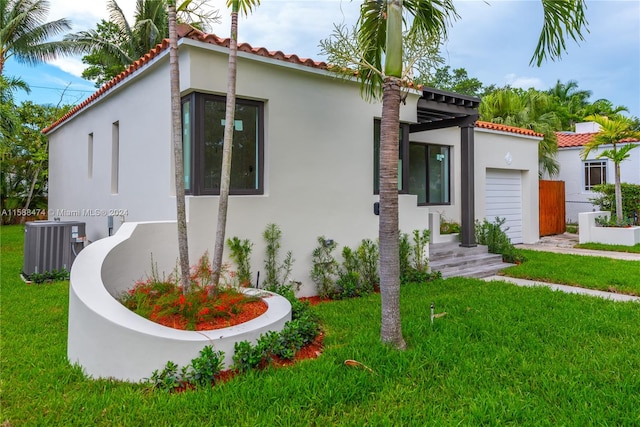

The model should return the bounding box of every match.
[502,249,640,296]
[575,242,640,253]
[2,224,640,425]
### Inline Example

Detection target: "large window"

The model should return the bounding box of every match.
[409,143,450,205]
[182,93,264,195]
[584,160,606,191]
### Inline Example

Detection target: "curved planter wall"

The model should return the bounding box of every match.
[68,221,291,382]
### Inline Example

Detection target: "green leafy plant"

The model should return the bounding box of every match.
[183,346,225,387]
[26,268,70,284]
[356,239,379,292]
[595,215,634,228]
[310,236,339,298]
[566,223,578,234]
[411,229,430,272]
[262,223,295,294]
[232,291,321,372]
[399,229,440,284]
[398,232,411,282]
[591,183,640,226]
[226,237,253,286]
[148,346,225,392]
[149,361,183,392]
[439,217,461,234]
[475,217,526,263]
[119,254,260,330]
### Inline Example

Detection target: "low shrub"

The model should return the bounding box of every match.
[475,217,526,264]
[232,292,321,372]
[148,346,225,392]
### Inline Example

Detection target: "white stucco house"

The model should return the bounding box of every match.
[553,122,640,223]
[45,24,541,296]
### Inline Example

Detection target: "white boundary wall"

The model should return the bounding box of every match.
[68,221,291,382]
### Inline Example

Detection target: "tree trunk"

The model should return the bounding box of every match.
[21,165,40,224]
[211,10,239,286]
[614,162,623,223]
[168,2,191,292]
[379,76,406,350]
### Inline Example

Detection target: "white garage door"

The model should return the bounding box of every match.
[485,169,523,244]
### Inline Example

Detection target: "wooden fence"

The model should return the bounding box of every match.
[539,180,566,236]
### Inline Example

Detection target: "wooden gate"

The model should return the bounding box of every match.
[539,180,565,236]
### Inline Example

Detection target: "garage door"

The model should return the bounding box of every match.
[485,169,523,244]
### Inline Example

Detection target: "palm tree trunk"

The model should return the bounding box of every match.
[379,76,406,350]
[168,1,191,292]
[614,162,623,223]
[211,9,239,286]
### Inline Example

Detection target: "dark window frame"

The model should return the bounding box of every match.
[584,159,607,191]
[182,92,264,196]
[409,142,451,206]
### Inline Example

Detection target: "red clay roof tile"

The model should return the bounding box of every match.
[555,132,639,147]
[475,121,543,137]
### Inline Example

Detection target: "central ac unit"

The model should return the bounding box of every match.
[23,221,86,278]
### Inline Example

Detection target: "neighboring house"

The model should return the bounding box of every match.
[553,122,640,223]
[45,25,540,296]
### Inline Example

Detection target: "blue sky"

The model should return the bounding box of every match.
[5,0,640,119]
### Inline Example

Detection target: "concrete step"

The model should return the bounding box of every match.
[429,243,514,279]
[430,251,504,270]
[429,242,492,262]
[438,260,515,279]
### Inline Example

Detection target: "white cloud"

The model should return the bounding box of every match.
[48,57,87,78]
[504,74,545,90]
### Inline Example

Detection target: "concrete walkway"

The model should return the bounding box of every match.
[484,233,640,302]
[484,275,640,302]
[517,233,640,262]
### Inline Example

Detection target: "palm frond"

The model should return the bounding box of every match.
[531,0,588,66]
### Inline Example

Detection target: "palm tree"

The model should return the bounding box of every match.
[547,79,592,130]
[351,0,587,348]
[64,0,167,83]
[480,87,562,177]
[65,0,219,86]
[210,0,260,287]
[0,0,74,75]
[356,0,455,349]
[168,0,190,292]
[581,114,640,224]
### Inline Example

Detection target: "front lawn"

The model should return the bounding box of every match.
[575,242,640,254]
[501,249,640,296]
[2,225,640,425]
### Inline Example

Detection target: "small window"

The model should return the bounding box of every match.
[183,93,264,195]
[88,133,93,179]
[584,160,606,190]
[111,122,119,194]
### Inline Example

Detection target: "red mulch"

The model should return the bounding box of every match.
[152,300,268,331]
[298,296,332,306]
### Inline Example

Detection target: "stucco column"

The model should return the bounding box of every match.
[460,121,477,247]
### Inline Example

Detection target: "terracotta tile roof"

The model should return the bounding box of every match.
[475,121,544,137]
[177,24,329,70]
[556,132,639,148]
